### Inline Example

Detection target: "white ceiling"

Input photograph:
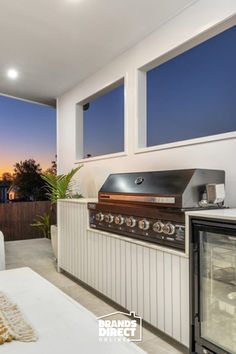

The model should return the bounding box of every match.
[0,0,196,106]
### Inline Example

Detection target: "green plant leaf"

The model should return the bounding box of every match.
[42,166,83,203]
[31,213,51,238]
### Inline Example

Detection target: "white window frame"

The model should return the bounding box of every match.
[75,76,128,163]
[135,16,236,155]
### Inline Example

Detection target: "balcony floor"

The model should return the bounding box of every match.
[5,238,185,354]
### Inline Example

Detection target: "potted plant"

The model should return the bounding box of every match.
[31,213,51,239]
[42,166,83,259]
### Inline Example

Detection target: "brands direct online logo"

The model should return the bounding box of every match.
[97,311,142,342]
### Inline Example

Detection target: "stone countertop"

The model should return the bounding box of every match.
[58,198,98,204]
[185,208,236,221]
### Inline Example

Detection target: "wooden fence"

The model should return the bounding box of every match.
[0,201,57,241]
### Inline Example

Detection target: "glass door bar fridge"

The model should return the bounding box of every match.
[190,217,236,354]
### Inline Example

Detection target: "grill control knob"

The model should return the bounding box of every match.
[105,214,114,224]
[114,215,124,225]
[96,212,104,222]
[163,222,175,235]
[153,221,164,233]
[138,219,150,230]
[126,216,136,228]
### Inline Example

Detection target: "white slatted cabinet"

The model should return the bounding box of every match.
[58,200,189,347]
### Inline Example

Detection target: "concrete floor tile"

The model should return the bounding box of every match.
[138,337,185,354]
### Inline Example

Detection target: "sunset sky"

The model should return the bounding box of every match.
[0,95,56,178]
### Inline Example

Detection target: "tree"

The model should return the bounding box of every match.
[13,159,47,201]
[45,155,57,176]
[1,172,13,182]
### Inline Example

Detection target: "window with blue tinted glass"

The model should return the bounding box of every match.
[83,84,124,158]
[146,25,236,147]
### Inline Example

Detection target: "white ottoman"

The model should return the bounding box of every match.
[0,231,5,270]
[0,268,144,354]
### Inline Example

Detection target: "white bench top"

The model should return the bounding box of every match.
[0,267,144,354]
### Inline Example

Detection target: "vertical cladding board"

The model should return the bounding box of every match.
[58,201,88,280]
[58,201,189,346]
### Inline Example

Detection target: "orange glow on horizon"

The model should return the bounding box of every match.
[0,160,51,179]
[0,164,14,178]
[0,94,56,181]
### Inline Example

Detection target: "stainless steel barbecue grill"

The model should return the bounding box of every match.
[88,169,225,251]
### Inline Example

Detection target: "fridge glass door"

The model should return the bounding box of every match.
[199,230,236,353]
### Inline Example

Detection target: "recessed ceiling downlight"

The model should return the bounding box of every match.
[66,0,83,3]
[7,69,18,79]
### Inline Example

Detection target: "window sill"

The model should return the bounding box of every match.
[135,131,236,154]
[75,151,127,164]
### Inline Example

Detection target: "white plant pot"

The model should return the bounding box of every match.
[51,225,58,260]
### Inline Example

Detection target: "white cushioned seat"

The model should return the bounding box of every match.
[0,268,144,354]
[0,231,5,271]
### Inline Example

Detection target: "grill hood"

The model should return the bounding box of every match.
[99,169,225,209]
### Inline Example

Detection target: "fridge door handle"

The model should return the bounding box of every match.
[193,245,200,322]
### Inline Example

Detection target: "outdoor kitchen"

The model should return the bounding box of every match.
[58,168,232,353]
[1,1,236,354]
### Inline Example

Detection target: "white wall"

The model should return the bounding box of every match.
[57,0,236,206]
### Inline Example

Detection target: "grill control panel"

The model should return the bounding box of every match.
[88,207,185,250]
